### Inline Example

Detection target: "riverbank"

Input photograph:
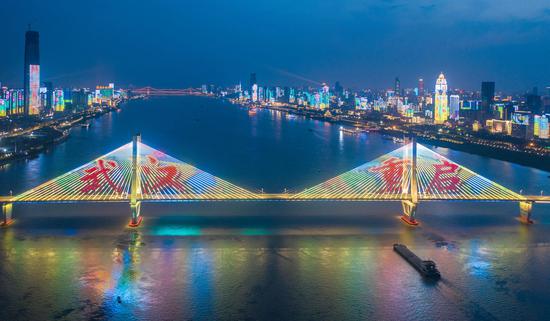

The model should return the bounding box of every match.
[235,101,550,173]
[381,128,550,172]
[0,101,126,166]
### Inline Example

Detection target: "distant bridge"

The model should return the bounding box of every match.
[2,135,548,227]
[130,87,204,96]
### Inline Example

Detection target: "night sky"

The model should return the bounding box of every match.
[1,0,549,91]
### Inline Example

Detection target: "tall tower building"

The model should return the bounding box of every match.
[481,81,495,122]
[249,73,257,88]
[394,77,401,97]
[43,81,53,112]
[24,29,40,116]
[418,78,424,96]
[449,95,460,121]
[250,73,258,102]
[434,73,449,124]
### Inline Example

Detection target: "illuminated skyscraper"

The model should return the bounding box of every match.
[250,73,258,102]
[0,99,6,117]
[418,78,424,96]
[24,29,40,116]
[540,115,549,139]
[320,83,330,109]
[449,95,460,121]
[434,73,449,124]
[44,81,53,112]
[394,77,401,97]
[53,89,65,112]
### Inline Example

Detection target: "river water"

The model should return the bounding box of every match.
[1,96,550,321]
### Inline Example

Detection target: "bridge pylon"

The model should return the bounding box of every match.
[1,202,13,226]
[401,136,419,226]
[519,201,534,224]
[128,134,143,227]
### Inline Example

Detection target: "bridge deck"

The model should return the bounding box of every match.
[1,195,548,203]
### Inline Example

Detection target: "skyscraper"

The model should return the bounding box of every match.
[525,91,542,114]
[334,81,343,97]
[481,81,495,122]
[44,81,53,112]
[394,77,401,97]
[418,78,424,97]
[449,95,460,121]
[434,73,449,124]
[249,73,257,89]
[24,29,40,116]
[250,73,258,102]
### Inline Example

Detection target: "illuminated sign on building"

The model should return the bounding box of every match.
[54,89,65,112]
[534,115,541,136]
[486,119,512,135]
[494,103,506,120]
[540,115,549,139]
[251,84,258,102]
[29,65,41,115]
[449,94,460,120]
[534,115,549,139]
[355,97,368,110]
[99,87,114,99]
[0,99,6,117]
[511,112,530,125]
[460,100,480,110]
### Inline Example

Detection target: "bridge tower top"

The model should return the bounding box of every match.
[410,136,418,203]
[130,134,141,204]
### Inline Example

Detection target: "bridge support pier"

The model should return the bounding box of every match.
[129,201,142,227]
[1,203,13,227]
[519,201,534,224]
[401,200,418,226]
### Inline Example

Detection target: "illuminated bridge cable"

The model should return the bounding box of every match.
[12,141,524,203]
[13,141,259,202]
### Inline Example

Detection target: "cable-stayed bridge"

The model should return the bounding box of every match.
[2,135,548,227]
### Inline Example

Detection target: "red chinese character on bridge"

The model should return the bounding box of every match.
[427,160,461,193]
[80,159,121,194]
[142,155,185,193]
[368,157,410,193]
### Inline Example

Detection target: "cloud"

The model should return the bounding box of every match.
[342,0,550,22]
[338,0,550,47]
[443,0,550,21]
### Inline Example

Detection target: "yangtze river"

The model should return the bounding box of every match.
[1,96,550,320]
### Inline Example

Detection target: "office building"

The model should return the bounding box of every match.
[394,77,400,97]
[481,81,495,122]
[449,95,460,120]
[24,29,40,116]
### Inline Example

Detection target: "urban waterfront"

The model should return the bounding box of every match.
[1,96,550,320]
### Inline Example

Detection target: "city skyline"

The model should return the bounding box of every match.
[1,0,549,91]
[2,2,550,320]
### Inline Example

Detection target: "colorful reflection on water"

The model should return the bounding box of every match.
[2,213,550,320]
